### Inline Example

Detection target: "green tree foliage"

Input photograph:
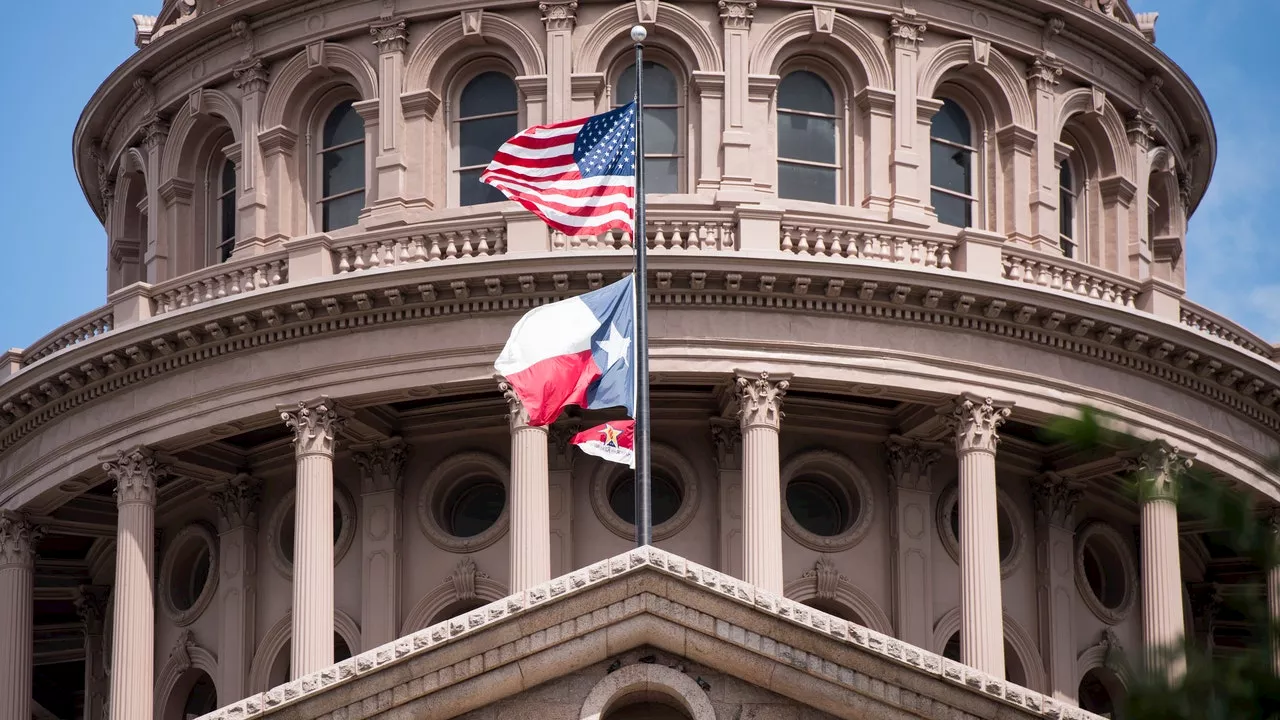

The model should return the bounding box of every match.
[1042,408,1280,719]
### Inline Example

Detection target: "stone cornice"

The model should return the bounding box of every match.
[1,249,1278,500]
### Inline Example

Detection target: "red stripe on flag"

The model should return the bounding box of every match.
[501,350,601,426]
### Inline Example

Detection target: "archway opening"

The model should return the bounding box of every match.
[428,598,488,626]
[606,691,692,720]
[266,633,353,689]
[801,597,865,626]
[182,671,217,719]
[1078,667,1122,718]
[942,632,1027,687]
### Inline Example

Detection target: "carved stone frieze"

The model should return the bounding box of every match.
[211,473,262,531]
[370,19,408,53]
[889,14,927,50]
[142,115,170,152]
[1031,472,1083,528]
[234,59,269,94]
[171,628,196,673]
[1129,440,1193,502]
[946,395,1012,455]
[1027,56,1063,90]
[885,435,941,492]
[353,437,409,494]
[539,1,578,32]
[735,371,789,430]
[280,397,345,457]
[103,447,164,506]
[0,511,44,568]
[805,556,845,600]
[718,0,756,30]
[449,557,488,602]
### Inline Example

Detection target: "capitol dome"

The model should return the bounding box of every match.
[1,1,1276,719]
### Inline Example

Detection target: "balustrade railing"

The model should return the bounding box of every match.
[151,252,289,316]
[1002,250,1139,309]
[332,215,507,274]
[779,220,956,269]
[1180,300,1273,358]
[554,212,738,252]
[21,306,115,367]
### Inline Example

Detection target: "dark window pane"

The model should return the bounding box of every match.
[609,473,682,526]
[183,673,217,717]
[335,634,352,662]
[1059,160,1073,188]
[778,162,836,203]
[460,72,518,117]
[460,168,508,205]
[778,71,835,114]
[322,143,364,198]
[931,99,971,146]
[449,481,505,537]
[322,190,364,231]
[778,113,836,165]
[643,107,679,156]
[930,141,971,195]
[786,477,848,537]
[460,114,519,168]
[219,196,236,259]
[644,157,680,194]
[1059,192,1074,239]
[221,159,236,193]
[617,62,678,105]
[323,101,363,148]
[932,190,971,228]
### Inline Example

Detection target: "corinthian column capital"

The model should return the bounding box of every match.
[74,584,110,636]
[734,371,790,430]
[718,0,756,30]
[369,19,408,53]
[1031,472,1083,528]
[946,394,1013,455]
[497,376,538,431]
[0,511,44,569]
[540,1,578,31]
[103,447,164,506]
[1129,440,1193,503]
[889,14,927,50]
[279,397,346,457]
[885,435,941,491]
[353,437,409,493]
[211,474,262,531]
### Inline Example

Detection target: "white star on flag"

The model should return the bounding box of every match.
[596,324,631,369]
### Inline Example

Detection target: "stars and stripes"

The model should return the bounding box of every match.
[479,103,638,236]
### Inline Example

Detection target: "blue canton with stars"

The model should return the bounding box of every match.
[573,102,638,178]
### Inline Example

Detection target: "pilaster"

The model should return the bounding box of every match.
[718,0,755,191]
[142,116,171,283]
[211,474,261,703]
[888,13,930,223]
[500,378,551,590]
[711,417,744,579]
[1027,55,1064,252]
[1128,111,1157,277]
[541,2,578,124]
[74,585,110,720]
[0,512,43,720]
[353,438,408,649]
[735,371,790,594]
[103,446,164,720]
[1268,510,1280,675]
[279,398,346,678]
[886,436,940,649]
[367,19,410,222]
[946,394,1013,678]
[1032,472,1082,701]
[234,59,269,246]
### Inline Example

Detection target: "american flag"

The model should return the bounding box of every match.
[480,102,637,236]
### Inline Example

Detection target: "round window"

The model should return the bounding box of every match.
[936,484,1026,578]
[609,471,682,526]
[175,543,212,612]
[786,474,853,537]
[267,485,357,579]
[160,523,219,626]
[446,479,506,538]
[1074,521,1136,624]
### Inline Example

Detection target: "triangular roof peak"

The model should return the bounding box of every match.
[199,547,1104,720]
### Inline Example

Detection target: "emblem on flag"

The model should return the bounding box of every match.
[570,420,636,468]
[479,103,637,236]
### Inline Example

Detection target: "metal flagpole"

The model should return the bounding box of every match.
[630,25,652,548]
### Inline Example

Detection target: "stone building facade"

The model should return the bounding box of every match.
[0,0,1277,718]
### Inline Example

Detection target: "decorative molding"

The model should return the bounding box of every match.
[889,13,927,50]
[1027,56,1063,90]
[931,607,1048,694]
[1030,472,1082,528]
[784,559,894,635]
[780,449,875,552]
[400,560,507,635]
[159,521,220,626]
[885,435,941,492]
[352,437,408,494]
[211,473,262,532]
[1076,628,1131,689]
[247,610,361,694]
[103,446,165,506]
[718,0,756,30]
[735,371,789,430]
[709,418,742,472]
[936,483,1027,579]
[539,1,577,32]
[1127,439,1193,502]
[581,663,716,720]
[946,394,1013,455]
[154,630,218,715]
[416,451,510,553]
[0,511,44,568]
[1074,521,1138,625]
[233,59,269,94]
[369,19,408,54]
[496,376,531,430]
[279,397,345,458]
[74,584,110,635]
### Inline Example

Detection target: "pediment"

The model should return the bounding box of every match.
[200,547,1102,720]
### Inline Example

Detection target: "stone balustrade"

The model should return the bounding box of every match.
[1002,249,1140,309]
[780,220,956,270]
[555,210,738,252]
[331,214,508,275]
[18,307,115,368]
[1180,299,1274,359]
[150,253,289,316]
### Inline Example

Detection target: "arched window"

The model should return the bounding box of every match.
[1059,159,1078,259]
[930,99,975,228]
[214,158,236,262]
[318,99,365,231]
[267,633,353,689]
[1078,667,1121,717]
[942,632,1026,687]
[457,71,518,206]
[181,671,217,719]
[776,70,838,203]
[616,61,681,194]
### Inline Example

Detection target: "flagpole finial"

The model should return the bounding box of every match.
[631,25,647,43]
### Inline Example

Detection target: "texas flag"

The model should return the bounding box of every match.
[494,276,635,426]
[570,420,635,467]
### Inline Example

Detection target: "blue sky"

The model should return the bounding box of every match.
[0,0,1274,351]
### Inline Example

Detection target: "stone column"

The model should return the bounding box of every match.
[1027,56,1063,253]
[142,116,171,283]
[717,0,754,192]
[734,371,790,594]
[279,398,346,678]
[104,447,163,720]
[712,419,744,579]
[886,436,940,649]
[233,59,269,248]
[1133,440,1192,680]
[211,474,261,703]
[1269,511,1280,675]
[368,18,410,222]
[888,13,930,224]
[500,379,551,589]
[541,2,578,124]
[947,394,1013,678]
[1032,472,1082,701]
[0,512,43,720]
[353,438,408,650]
[74,585,110,720]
